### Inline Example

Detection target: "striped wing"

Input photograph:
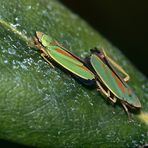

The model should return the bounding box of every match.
[91,54,141,107]
[46,46,95,80]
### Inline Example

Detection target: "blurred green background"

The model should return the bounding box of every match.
[61,0,148,76]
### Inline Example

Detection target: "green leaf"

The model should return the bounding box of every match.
[0,0,148,147]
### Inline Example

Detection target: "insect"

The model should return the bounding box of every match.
[87,48,141,116]
[34,32,95,84]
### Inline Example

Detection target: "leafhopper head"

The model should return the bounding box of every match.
[36,31,53,47]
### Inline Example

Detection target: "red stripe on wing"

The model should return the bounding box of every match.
[55,48,78,61]
[111,71,125,94]
[55,48,93,74]
[98,56,125,94]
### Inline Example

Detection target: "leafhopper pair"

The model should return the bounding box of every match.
[34,32,141,115]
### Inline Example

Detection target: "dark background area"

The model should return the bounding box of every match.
[60,0,148,77]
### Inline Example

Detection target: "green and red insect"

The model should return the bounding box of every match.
[34,32,95,84]
[87,48,141,115]
[34,31,141,115]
